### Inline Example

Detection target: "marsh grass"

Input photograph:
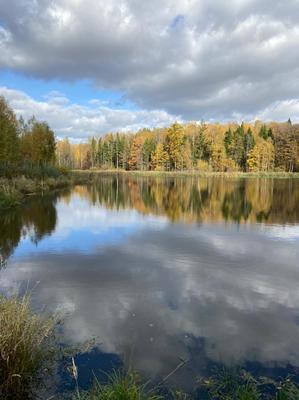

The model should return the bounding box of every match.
[200,368,260,400]
[0,294,55,399]
[200,369,299,400]
[76,369,162,400]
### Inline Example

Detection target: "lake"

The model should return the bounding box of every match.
[0,175,299,394]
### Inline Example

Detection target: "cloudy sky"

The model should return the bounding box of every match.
[0,0,299,139]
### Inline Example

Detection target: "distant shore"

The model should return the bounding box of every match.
[72,169,299,179]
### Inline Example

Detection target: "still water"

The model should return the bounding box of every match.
[0,176,299,392]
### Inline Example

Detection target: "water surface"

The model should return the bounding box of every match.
[0,176,299,392]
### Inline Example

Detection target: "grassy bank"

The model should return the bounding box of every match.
[72,169,299,179]
[0,168,93,211]
[0,176,71,210]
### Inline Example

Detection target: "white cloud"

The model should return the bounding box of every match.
[0,86,179,139]
[1,0,299,120]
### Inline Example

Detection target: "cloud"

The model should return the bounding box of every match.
[1,0,299,121]
[0,86,179,139]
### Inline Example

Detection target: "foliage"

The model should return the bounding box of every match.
[151,143,169,170]
[20,118,56,165]
[0,295,54,399]
[0,96,20,165]
[56,121,299,173]
[247,140,275,172]
[0,97,57,180]
[1,95,299,174]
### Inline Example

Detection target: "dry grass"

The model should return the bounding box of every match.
[0,294,54,399]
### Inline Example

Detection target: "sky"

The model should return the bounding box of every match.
[0,0,299,140]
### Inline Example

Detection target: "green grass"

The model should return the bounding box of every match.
[276,379,299,400]
[202,369,261,400]
[0,294,55,399]
[77,369,162,400]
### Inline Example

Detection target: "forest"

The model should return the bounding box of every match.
[57,120,299,173]
[1,95,299,174]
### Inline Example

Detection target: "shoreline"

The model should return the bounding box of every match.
[1,169,298,211]
[72,169,299,179]
[0,174,91,211]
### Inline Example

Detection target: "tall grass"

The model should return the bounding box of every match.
[0,295,54,399]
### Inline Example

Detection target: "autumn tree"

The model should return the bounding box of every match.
[151,143,169,170]
[0,96,19,164]
[166,123,189,170]
[224,123,255,170]
[247,140,275,172]
[272,123,297,172]
[56,137,72,168]
[20,119,56,165]
[128,136,143,170]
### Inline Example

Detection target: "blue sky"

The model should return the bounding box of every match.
[0,70,131,109]
[0,0,299,139]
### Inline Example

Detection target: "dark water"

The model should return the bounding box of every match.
[0,176,299,393]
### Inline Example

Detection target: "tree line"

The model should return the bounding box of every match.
[1,94,298,174]
[57,120,299,172]
[0,96,56,175]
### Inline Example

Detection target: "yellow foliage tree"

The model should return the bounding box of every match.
[151,143,169,170]
[247,140,274,172]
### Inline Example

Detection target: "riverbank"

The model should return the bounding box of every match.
[72,169,299,179]
[2,169,298,211]
[0,173,92,211]
[0,176,72,210]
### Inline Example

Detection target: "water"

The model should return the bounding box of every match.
[0,176,299,393]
